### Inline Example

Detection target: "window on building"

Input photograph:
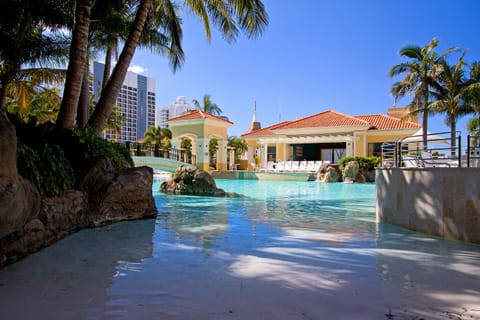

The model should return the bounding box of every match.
[368,143,383,157]
[267,146,276,162]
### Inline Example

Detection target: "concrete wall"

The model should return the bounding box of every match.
[376,168,480,243]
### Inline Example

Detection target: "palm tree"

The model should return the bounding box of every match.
[389,38,457,149]
[87,0,268,135]
[466,61,480,131]
[429,51,473,156]
[192,94,223,116]
[228,135,248,161]
[5,67,65,119]
[144,126,164,144]
[0,0,70,109]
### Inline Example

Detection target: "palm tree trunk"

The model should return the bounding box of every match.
[0,75,10,109]
[422,87,428,151]
[76,59,90,128]
[88,0,151,136]
[450,116,457,157]
[56,0,92,130]
[102,45,113,91]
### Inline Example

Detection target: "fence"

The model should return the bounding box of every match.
[125,142,196,165]
[381,131,480,168]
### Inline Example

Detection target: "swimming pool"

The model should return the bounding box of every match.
[0,179,479,319]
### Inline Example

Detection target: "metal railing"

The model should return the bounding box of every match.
[380,131,476,168]
[125,142,196,165]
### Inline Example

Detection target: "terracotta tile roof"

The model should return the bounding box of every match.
[355,114,421,130]
[274,110,371,129]
[167,110,233,125]
[241,121,293,137]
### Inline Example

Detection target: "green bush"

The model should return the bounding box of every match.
[17,142,75,196]
[75,128,133,169]
[338,156,380,171]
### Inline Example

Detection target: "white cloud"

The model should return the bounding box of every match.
[128,65,148,74]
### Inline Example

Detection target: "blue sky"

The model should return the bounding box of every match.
[130,0,480,137]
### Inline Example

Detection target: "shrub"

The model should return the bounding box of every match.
[338,156,380,171]
[17,142,75,196]
[74,128,133,169]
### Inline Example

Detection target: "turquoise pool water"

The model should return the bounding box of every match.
[1,179,479,320]
[155,180,378,256]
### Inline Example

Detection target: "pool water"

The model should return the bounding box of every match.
[0,179,479,320]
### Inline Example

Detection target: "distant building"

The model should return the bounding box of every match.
[156,96,192,129]
[91,61,156,142]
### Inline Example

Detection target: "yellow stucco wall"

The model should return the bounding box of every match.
[169,119,231,170]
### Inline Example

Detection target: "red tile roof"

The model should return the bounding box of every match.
[167,110,233,125]
[276,110,370,129]
[355,114,421,130]
[241,109,421,137]
[242,121,293,137]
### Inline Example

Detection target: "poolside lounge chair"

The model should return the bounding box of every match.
[290,161,300,172]
[262,161,276,172]
[403,155,420,168]
[418,151,458,168]
[306,161,316,172]
[297,161,308,172]
[275,161,286,171]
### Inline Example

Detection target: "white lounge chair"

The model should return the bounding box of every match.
[306,161,316,172]
[297,161,308,172]
[275,161,286,171]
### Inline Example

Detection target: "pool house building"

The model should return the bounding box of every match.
[241,107,421,171]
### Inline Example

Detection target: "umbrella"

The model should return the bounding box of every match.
[402,129,449,144]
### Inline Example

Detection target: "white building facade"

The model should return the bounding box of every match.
[156,96,192,129]
[91,61,156,142]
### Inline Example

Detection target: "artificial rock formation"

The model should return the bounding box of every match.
[160,166,227,196]
[78,157,157,227]
[316,163,342,183]
[0,111,157,267]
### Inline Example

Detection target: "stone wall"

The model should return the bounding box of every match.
[0,110,157,268]
[376,168,480,243]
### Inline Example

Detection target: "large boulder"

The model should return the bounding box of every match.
[0,111,41,239]
[0,110,17,178]
[316,163,342,182]
[0,177,41,239]
[79,157,157,226]
[39,190,90,235]
[160,166,227,196]
[343,161,360,183]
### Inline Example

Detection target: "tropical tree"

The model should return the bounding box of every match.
[0,0,71,108]
[429,51,474,156]
[85,0,268,135]
[466,61,480,131]
[208,137,219,168]
[389,38,457,149]
[102,104,126,139]
[193,94,223,116]
[6,86,62,124]
[144,125,171,145]
[228,135,248,161]
[56,0,92,130]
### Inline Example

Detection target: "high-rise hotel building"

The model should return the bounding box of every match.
[91,61,156,142]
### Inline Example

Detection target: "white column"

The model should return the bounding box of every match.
[261,143,268,169]
[197,138,209,170]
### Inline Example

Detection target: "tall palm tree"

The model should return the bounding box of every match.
[429,51,473,156]
[192,94,223,116]
[466,61,480,131]
[389,38,457,149]
[87,0,268,135]
[56,0,92,130]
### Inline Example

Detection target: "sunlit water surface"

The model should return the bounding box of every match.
[0,179,479,320]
